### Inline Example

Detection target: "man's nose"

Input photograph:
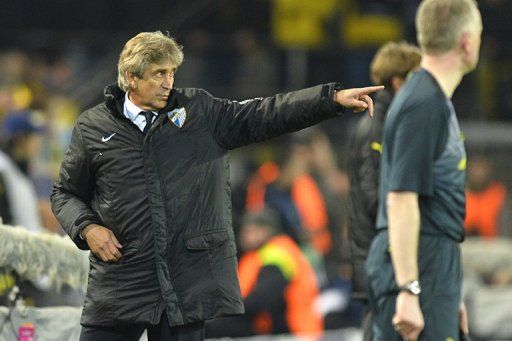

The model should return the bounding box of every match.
[162,74,174,88]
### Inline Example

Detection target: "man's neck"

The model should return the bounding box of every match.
[421,52,464,98]
[127,91,153,112]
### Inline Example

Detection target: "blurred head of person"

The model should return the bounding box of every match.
[467,154,495,192]
[118,31,184,111]
[370,41,422,94]
[240,208,282,252]
[2,111,44,174]
[416,0,483,74]
[274,129,317,188]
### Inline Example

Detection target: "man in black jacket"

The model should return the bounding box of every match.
[347,41,421,341]
[51,31,383,341]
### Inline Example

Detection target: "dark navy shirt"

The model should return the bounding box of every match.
[376,69,466,242]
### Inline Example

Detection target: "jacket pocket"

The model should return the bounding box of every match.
[183,229,231,250]
[182,229,240,301]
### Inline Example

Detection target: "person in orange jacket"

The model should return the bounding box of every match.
[465,154,512,238]
[206,208,323,337]
[246,132,332,255]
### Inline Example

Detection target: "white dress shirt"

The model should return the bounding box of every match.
[124,92,158,132]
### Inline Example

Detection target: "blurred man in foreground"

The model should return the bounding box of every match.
[365,0,482,339]
[347,41,421,341]
[51,31,383,341]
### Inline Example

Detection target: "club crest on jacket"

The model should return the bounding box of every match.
[168,107,187,128]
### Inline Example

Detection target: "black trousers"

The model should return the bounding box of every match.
[80,317,205,341]
[361,305,373,341]
[366,232,462,340]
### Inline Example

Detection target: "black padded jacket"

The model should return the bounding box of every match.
[51,83,344,327]
[347,89,393,299]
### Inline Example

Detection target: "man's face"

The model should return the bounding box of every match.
[129,61,176,111]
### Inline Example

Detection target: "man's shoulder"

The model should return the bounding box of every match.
[77,103,109,124]
[388,74,447,126]
[173,87,209,100]
[397,70,446,111]
[68,103,114,138]
[80,102,108,117]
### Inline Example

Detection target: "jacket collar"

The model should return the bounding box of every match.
[103,83,183,118]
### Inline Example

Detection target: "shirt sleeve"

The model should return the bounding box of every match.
[388,99,448,196]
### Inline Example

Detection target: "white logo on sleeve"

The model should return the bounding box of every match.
[101,133,116,142]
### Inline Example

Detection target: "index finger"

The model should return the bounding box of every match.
[362,94,374,117]
[359,85,385,95]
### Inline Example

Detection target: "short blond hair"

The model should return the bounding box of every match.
[416,0,479,54]
[370,41,422,86]
[117,31,184,91]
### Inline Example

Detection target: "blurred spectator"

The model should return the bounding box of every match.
[206,208,322,337]
[246,160,303,243]
[246,131,332,257]
[0,111,45,232]
[308,130,350,280]
[461,237,512,339]
[0,111,82,309]
[465,154,512,238]
[347,41,421,340]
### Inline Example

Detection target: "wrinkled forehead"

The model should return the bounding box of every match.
[144,61,178,73]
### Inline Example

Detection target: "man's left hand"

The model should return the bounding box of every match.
[334,85,385,117]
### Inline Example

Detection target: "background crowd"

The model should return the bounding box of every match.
[1,0,512,340]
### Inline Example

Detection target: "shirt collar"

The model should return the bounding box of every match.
[124,92,158,121]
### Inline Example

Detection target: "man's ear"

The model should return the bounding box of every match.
[126,71,138,90]
[460,31,472,56]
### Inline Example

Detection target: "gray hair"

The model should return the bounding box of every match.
[416,0,479,54]
[117,31,184,91]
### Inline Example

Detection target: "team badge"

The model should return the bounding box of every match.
[167,107,187,128]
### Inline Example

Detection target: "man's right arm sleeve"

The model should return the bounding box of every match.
[51,124,99,250]
[202,84,344,150]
